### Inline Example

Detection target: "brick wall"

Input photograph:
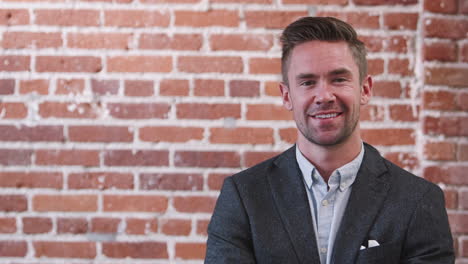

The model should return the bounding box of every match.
[0,0,466,263]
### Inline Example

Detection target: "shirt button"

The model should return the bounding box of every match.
[340,183,346,189]
[320,247,327,253]
[321,200,328,206]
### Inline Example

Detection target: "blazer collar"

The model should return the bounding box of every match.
[331,142,391,263]
[268,146,321,264]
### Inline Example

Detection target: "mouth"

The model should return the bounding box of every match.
[311,112,342,119]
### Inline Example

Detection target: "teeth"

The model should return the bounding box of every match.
[314,113,338,119]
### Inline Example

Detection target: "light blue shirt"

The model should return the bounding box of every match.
[296,143,364,264]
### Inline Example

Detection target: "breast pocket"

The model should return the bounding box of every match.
[355,241,401,264]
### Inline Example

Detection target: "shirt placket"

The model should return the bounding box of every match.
[315,180,337,264]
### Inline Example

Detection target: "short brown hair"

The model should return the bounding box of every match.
[280,16,367,85]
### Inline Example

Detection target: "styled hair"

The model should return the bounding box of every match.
[280,16,367,85]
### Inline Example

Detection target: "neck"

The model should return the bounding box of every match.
[297,133,362,182]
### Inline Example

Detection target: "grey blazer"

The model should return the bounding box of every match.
[205,143,454,264]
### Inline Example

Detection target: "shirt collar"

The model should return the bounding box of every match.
[296,143,365,191]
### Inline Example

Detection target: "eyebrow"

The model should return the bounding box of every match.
[295,68,353,82]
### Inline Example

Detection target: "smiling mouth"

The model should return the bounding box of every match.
[312,113,341,119]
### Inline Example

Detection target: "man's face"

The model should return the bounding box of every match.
[280,41,372,147]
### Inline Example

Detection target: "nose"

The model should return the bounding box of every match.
[314,81,335,104]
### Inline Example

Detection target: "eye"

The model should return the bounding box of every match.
[333,77,347,83]
[300,80,315,86]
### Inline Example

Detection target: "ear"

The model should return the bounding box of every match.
[279,82,293,111]
[360,75,372,105]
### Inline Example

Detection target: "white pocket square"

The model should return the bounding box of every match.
[360,240,380,250]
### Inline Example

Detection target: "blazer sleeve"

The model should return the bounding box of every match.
[205,177,256,264]
[401,184,455,264]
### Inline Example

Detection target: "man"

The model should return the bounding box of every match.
[205,17,454,264]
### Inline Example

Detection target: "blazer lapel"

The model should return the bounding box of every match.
[267,146,320,264]
[331,143,391,264]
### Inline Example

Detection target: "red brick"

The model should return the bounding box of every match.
[0,149,32,166]
[160,79,189,96]
[443,189,458,209]
[0,125,63,142]
[373,81,402,98]
[0,218,16,233]
[56,79,85,95]
[33,195,97,212]
[383,12,418,30]
[246,104,292,120]
[104,150,169,167]
[0,241,27,257]
[389,104,419,122]
[207,173,230,190]
[361,128,415,146]
[249,58,281,74]
[139,126,203,143]
[91,217,120,233]
[125,218,158,235]
[245,11,307,29]
[2,32,62,49]
[36,56,101,73]
[423,165,468,184]
[423,90,457,110]
[461,0,468,14]
[104,10,170,27]
[459,144,468,161]
[35,9,99,26]
[142,0,200,2]
[68,172,133,190]
[35,149,99,166]
[91,79,119,95]
[102,242,168,259]
[279,127,297,144]
[108,103,170,119]
[384,152,419,171]
[423,116,468,137]
[461,190,468,209]
[367,59,384,75]
[283,0,346,3]
[265,81,281,96]
[0,195,27,212]
[0,56,30,72]
[425,66,468,87]
[39,102,101,119]
[462,42,468,62]
[425,0,458,14]
[424,141,456,161]
[389,58,412,76]
[360,35,384,52]
[459,92,468,111]
[385,35,410,53]
[178,56,242,73]
[173,196,216,213]
[57,218,88,234]
[22,217,52,234]
[19,79,49,95]
[448,213,468,233]
[194,79,225,96]
[196,219,209,235]
[139,33,202,50]
[0,172,62,189]
[175,151,240,168]
[108,56,172,73]
[317,11,380,29]
[140,173,203,191]
[210,34,273,51]
[424,41,457,61]
[354,0,417,5]
[67,33,131,49]
[211,0,271,2]
[103,195,168,212]
[360,105,384,122]
[424,17,468,39]
[176,242,206,260]
[0,102,26,119]
[229,80,260,97]
[34,241,96,259]
[0,79,15,94]
[160,218,191,236]
[69,126,132,142]
[210,127,274,144]
[0,9,29,25]
[124,80,154,96]
[175,10,238,27]
[177,103,240,119]
[244,151,281,167]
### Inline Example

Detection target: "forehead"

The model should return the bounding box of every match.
[288,40,358,76]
